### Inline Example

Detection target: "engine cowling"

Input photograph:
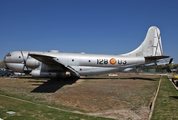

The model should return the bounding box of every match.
[26,58,40,69]
[30,70,71,78]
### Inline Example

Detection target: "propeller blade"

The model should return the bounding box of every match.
[20,51,29,72]
[21,51,26,64]
[169,58,173,64]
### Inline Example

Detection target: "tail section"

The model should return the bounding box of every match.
[122,26,163,57]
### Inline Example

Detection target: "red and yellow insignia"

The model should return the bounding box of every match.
[110,58,116,65]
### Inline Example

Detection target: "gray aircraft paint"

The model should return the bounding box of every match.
[4,26,169,78]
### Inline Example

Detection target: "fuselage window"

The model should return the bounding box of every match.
[89,60,91,62]
[72,59,74,62]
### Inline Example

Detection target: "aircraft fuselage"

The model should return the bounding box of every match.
[4,51,145,77]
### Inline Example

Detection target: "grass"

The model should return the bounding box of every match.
[0,94,114,120]
[151,76,178,120]
[0,75,160,119]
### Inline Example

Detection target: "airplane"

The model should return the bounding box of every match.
[174,74,178,80]
[3,26,169,79]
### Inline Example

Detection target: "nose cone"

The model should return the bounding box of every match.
[4,52,12,70]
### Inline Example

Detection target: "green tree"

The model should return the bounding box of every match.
[164,64,174,72]
[173,64,178,69]
[0,61,4,68]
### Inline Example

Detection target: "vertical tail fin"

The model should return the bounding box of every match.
[122,26,163,57]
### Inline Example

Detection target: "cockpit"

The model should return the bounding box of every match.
[6,53,11,57]
[4,53,11,58]
[4,53,11,62]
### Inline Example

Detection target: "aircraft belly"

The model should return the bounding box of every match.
[5,63,24,73]
[78,67,121,76]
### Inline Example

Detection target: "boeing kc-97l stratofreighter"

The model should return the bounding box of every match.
[4,26,169,78]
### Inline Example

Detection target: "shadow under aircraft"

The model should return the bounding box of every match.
[30,77,79,93]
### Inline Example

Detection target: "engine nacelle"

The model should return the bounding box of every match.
[30,70,71,78]
[26,58,40,69]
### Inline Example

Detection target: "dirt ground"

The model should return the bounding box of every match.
[0,75,160,120]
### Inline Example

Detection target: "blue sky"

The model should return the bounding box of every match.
[0,0,178,63]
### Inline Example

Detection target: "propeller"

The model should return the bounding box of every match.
[21,51,30,72]
[169,58,173,64]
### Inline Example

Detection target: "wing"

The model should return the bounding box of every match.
[29,53,80,77]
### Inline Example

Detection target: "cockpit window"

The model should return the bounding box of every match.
[4,53,11,61]
[6,53,11,57]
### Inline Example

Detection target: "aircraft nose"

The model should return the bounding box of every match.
[4,52,12,70]
[3,51,26,73]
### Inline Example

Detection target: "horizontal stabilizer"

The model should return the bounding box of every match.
[145,55,169,60]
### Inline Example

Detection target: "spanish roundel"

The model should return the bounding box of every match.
[110,58,116,65]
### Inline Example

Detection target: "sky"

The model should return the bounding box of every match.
[0,0,178,63]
